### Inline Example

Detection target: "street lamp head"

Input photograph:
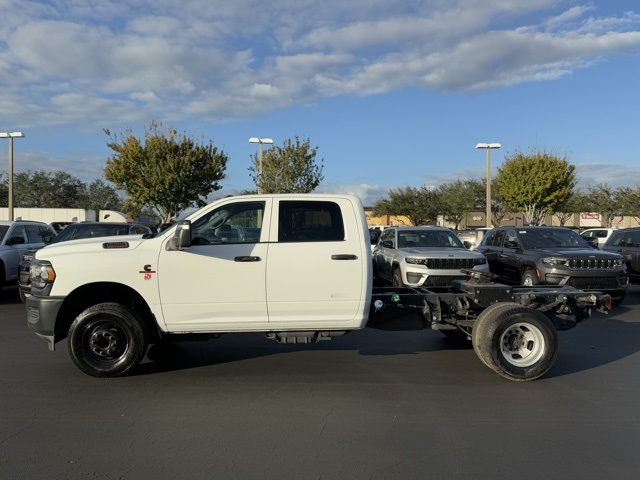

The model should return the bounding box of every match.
[0,132,25,138]
[249,137,273,144]
[476,142,501,149]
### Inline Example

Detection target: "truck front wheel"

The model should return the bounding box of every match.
[472,303,557,381]
[68,302,147,377]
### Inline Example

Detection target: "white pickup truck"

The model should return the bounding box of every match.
[26,194,611,381]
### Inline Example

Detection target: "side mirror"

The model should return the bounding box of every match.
[587,240,598,249]
[382,240,395,249]
[504,240,519,249]
[166,220,192,251]
[43,235,54,245]
[463,240,472,249]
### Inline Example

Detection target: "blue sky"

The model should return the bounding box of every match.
[1,0,639,205]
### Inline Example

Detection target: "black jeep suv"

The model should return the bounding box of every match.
[476,226,628,304]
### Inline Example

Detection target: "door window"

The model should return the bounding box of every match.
[191,201,265,245]
[9,225,28,244]
[490,230,506,247]
[278,201,344,243]
[26,225,50,243]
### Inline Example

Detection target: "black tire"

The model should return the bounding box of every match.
[372,275,386,287]
[392,268,404,287]
[521,268,539,286]
[471,302,558,381]
[68,302,148,377]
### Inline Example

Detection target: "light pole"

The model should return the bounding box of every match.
[475,142,501,228]
[249,137,274,194]
[0,132,25,221]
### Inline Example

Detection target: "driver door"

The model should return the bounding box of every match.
[158,199,271,332]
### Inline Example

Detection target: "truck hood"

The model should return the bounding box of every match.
[37,235,147,259]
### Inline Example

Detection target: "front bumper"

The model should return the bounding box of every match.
[25,295,65,351]
[403,264,490,287]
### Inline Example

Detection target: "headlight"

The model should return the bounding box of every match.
[405,257,426,265]
[30,262,56,289]
[542,257,568,266]
[614,259,624,266]
[473,257,487,265]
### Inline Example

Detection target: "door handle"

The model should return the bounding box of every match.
[234,256,261,262]
[331,254,358,260]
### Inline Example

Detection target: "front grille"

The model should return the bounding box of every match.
[566,277,620,289]
[425,275,466,287]
[425,258,477,269]
[567,259,618,270]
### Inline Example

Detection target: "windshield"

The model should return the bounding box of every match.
[398,229,464,248]
[518,228,591,249]
[52,224,133,243]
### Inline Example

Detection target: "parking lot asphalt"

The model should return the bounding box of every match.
[2,285,640,480]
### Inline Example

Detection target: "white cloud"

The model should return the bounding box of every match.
[1,1,639,127]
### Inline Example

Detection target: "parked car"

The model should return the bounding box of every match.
[372,226,489,287]
[602,228,640,284]
[0,221,56,300]
[476,226,628,303]
[456,228,492,250]
[18,222,153,301]
[49,221,74,233]
[579,227,617,249]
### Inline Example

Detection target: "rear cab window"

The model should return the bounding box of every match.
[277,201,345,243]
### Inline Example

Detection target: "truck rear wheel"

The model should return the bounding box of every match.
[68,302,147,377]
[471,302,557,381]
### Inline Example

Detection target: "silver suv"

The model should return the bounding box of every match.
[0,220,56,299]
[373,226,489,287]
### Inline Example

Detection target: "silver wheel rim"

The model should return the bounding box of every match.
[499,322,545,367]
[523,275,534,286]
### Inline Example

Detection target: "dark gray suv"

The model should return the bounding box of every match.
[602,228,640,285]
[476,226,628,303]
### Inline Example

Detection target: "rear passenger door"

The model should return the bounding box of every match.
[266,199,367,326]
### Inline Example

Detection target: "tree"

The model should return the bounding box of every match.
[78,179,124,212]
[104,121,228,222]
[13,170,84,208]
[437,180,478,230]
[585,183,630,227]
[552,191,588,227]
[248,136,324,193]
[372,186,440,226]
[496,148,576,226]
[617,185,640,224]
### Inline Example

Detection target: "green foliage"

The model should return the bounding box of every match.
[78,179,124,211]
[104,121,228,222]
[437,180,478,229]
[496,148,576,226]
[248,136,324,193]
[584,183,638,227]
[619,185,640,222]
[373,186,440,226]
[13,170,84,208]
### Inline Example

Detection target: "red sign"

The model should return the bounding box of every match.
[581,213,600,220]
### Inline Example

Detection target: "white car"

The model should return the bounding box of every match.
[580,228,617,249]
[373,226,489,287]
